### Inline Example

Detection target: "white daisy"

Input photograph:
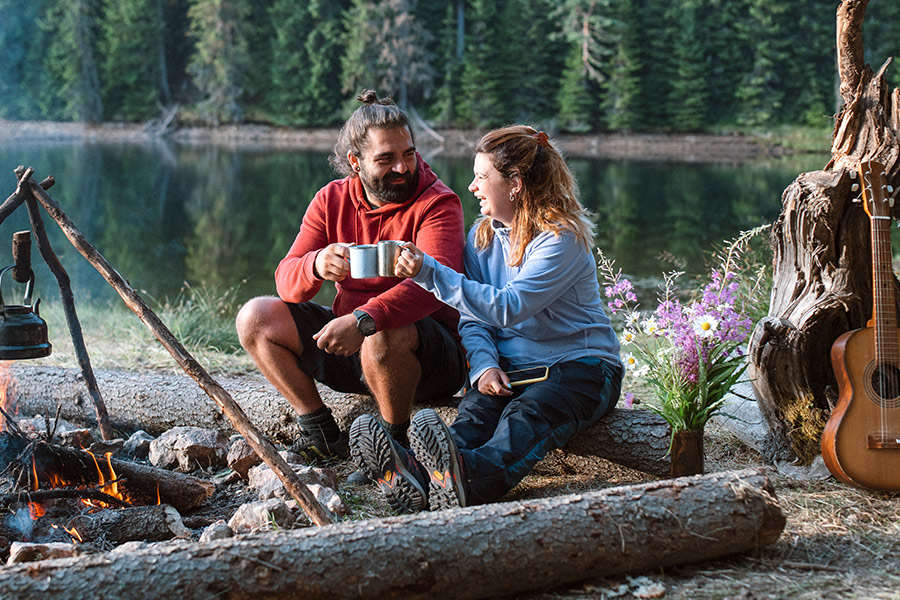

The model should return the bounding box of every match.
[693,314,719,338]
[623,352,639,370]
[642,317,659,335]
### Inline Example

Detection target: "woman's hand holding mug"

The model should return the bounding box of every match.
[395,242,424,278]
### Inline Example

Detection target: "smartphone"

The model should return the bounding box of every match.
[506,366,549,387]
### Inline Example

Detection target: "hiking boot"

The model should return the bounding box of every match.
[349,414,428,513]
[290,429,350,465]
[409,409,467,510]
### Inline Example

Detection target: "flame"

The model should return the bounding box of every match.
[63,526,82,543]
[28,502,45,519]
[156,482,161,505]
[0,362,18,431]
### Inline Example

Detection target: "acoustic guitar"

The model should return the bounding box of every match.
[822,160,900,492]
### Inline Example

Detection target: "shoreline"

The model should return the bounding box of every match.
[0,119,802,163]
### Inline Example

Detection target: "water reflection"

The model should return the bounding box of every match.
[0,139,827,308]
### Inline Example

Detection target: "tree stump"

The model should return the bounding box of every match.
[748,0,900,463]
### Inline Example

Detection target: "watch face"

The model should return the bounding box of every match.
[354,310,376,336]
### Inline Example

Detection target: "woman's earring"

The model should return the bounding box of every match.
[509,191,515,202]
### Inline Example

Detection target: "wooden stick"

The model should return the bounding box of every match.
[14,168,114,441]
[0,488,131,508]
[20,175,332,526]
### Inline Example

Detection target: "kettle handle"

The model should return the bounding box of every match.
[0,265,35,309]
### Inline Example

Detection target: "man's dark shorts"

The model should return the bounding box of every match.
[287,302,467,402]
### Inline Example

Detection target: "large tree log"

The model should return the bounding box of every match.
[747,0,900,464]
[0,468,783,600]
[65,504,190,545]
[9,364,674,477]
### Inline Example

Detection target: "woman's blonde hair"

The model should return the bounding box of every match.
[473,125,594,266]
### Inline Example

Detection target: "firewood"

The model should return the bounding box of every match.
[65,504,190,544]
[0,468,785,600]
[0,434,213,513]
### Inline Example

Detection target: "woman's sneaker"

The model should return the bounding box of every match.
[409,409,467,510]
[349,414,428,513]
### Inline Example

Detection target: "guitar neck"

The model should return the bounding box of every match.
[871,198,898,360]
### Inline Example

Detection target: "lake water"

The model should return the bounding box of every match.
[0,138,828,310]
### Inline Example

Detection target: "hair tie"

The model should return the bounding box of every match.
[533,131,550,147]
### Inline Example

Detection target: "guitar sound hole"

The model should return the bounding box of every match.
[870,364,900,405]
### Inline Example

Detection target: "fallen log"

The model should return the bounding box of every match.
[0,468,784,600]
[10,364,674,477]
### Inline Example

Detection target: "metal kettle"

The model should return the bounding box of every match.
[0,265,51,359]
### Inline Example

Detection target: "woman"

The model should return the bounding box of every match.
[349,125,622,512]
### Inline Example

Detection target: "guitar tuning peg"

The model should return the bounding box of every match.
[850,169,858,180]
[888,185,895,194]
[891,197,896,208]
[853,196,862,203]
[851,183,860,192]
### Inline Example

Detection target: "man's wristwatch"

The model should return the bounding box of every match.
[353,310,376,336]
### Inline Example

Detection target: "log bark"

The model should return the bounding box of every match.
[0,468,784,600]
[747,0,900,463]
[65,504,189,544]
[9,364,674,477]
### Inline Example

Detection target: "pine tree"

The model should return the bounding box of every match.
[668,0,707,132]
[37,0,104,122]
[735,0,790,127]
[99,0,165,121]
[0,0,43,119]
[458,0,507,127]
[603,0,641,131]
[186,0,252,124]
[701,0,750,126]
[340,0,435,109]
[269,0,347,126]
[555,0,617,132]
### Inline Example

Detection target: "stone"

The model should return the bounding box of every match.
[7,542,77,564]
[122,430,154,460]
[148,426,229,472]
[227,498,294,533]
[308,483,348,516]
[227,438,260,479]
[248,463,338,501]
[199,520,234,543]
[58,429,95,448]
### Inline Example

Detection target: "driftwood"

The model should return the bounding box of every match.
[0,468,784,600]
[0,434,214,513]
[747,0,900,463]
[10,364,675,477]
[10,172,332,527]
[65,504,189,544]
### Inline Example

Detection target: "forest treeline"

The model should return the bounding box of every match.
[1,0,898,133]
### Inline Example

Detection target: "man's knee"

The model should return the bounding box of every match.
[360,324,419,366]
[236,296,291,349]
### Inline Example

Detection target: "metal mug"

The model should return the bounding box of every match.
[377,240,403,277]
[349,244,379,279]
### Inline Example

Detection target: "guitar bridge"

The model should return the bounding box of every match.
[867,435,900,449]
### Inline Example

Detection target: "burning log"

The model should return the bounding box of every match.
[0,432,213,513]
[65,504,189,545]
[0,468,784,600]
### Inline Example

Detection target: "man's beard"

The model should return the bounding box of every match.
[359,167,418,204]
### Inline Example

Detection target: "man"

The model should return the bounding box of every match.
[236,90,467,467]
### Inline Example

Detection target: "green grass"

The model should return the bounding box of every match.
[35,282,256,375]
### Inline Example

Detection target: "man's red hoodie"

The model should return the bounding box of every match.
[275,154,465,336]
